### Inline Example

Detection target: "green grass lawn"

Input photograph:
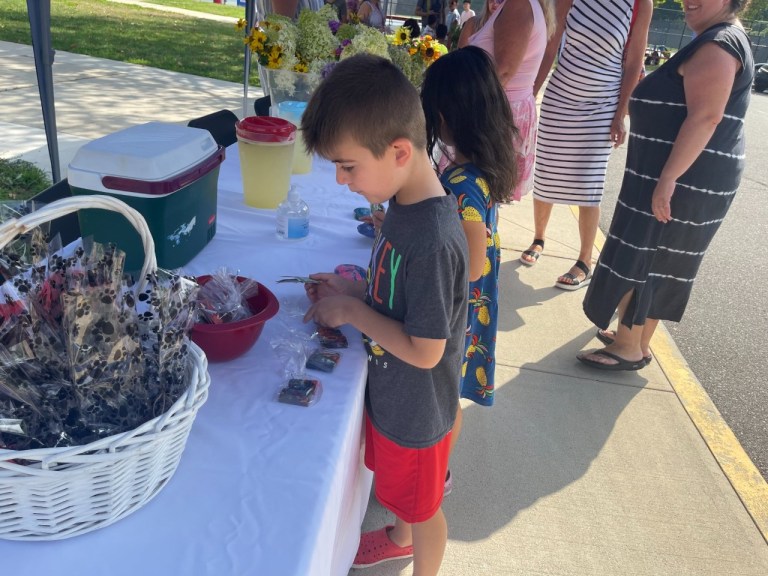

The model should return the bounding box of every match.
[0,158,51,200]
[0,0,256,85]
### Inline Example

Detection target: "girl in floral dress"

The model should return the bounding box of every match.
[421,46,517,413]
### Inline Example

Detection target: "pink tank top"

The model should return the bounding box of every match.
[469,0,547,101]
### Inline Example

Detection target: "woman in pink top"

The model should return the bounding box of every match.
[464,0,554,201]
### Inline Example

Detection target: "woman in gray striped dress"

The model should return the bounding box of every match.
[578,0,754,370]
[520,0,651,290]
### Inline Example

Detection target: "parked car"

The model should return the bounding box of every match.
[644,45,672,66]
[754,63,768,93]
[645,47,661,66]
[655,45,672,59]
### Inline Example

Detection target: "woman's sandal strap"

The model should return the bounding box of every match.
[532,238,544,249]
[574,260,590,275]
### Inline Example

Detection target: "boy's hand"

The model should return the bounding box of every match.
[304,273,364,302]
[303,295,356,328]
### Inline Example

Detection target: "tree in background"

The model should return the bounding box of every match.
[653,0,768,22]
[742,0,768,22]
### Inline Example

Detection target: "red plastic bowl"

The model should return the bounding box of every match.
[190,276,279,362]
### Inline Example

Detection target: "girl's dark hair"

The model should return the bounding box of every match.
[421,46,518,203]
[402,18,421,39]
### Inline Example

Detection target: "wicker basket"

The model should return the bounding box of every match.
[0,195,211,541]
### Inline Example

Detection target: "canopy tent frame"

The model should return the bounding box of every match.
[26,0,60,182]
[25,0,396,179]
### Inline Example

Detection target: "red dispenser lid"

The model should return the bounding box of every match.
[235,116,296,143]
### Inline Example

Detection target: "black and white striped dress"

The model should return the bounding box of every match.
[583,24,753,328]
[533,0,633,206]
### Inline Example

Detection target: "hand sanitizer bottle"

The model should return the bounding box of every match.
[276,186,309,241]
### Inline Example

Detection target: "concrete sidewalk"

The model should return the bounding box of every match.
[1,40,767,575]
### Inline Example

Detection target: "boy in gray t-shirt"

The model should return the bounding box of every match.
[301,55,468,574]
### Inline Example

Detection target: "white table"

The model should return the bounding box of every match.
[1,145,374,575]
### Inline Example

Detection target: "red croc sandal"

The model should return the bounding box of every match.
[351,525,414,569]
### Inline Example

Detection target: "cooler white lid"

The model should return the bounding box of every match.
[68,122,218,192]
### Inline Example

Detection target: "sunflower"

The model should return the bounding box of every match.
[267,49,283,69]
[235,18,247,32]
[394,27,411,46]
[246,29,267,54]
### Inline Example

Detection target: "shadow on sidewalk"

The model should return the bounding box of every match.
[496,257,568,334]
[444,336,644,543]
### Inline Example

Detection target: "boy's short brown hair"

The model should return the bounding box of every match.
[301,54,427,159]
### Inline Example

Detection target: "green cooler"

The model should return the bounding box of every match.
[67,122,224,273]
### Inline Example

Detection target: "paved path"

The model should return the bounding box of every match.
[109,0,240,23]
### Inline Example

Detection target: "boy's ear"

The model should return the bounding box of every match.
[390,138,413,167]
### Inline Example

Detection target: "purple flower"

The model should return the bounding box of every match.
[328,20,340,34]
[335,38,352,58]
[321,62,337,79]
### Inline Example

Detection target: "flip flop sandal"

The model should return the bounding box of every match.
[352,525,414,569]
[555,260,591,291]
[577,349,646,371]
[596,328,616,345]
[519,239,544,267]
[596,329,653,365]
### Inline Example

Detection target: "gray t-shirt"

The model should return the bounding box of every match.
[363,192,468,448]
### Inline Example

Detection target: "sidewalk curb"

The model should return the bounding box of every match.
[571,204,768,543]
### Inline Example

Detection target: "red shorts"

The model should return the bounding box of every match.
[364,411,451,524]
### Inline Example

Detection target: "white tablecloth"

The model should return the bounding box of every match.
[1,145,374,575]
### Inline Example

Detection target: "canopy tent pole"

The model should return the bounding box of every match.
[243,0,258,118]
[27,0,60,182]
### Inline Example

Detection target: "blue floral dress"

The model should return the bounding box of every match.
[441,164,499,406]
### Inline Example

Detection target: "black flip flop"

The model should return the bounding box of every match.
[595,329,653,365]
[596,328,615,345]
[577,349,646,371]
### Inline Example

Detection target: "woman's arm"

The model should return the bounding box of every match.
[651,42,741,223]
[533,0,572,96]
[271,0,298,17]
[493,0,534,86]
[357,1,372,23]
[610,0,653,147]
[415,0,429,19]
[457,16,476,48]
